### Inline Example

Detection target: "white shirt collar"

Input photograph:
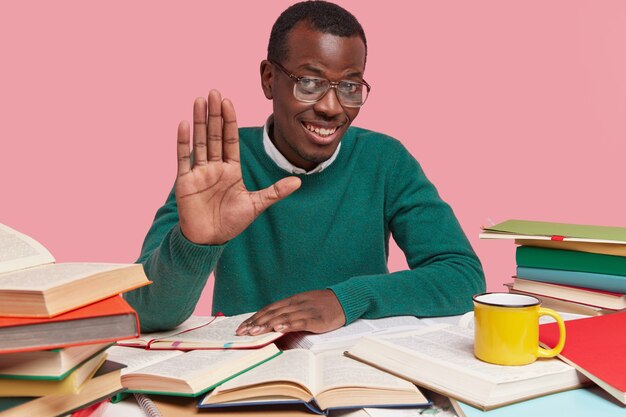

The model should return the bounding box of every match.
[262,116,341,175]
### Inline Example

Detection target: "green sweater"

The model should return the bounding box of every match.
[127,126,485,332]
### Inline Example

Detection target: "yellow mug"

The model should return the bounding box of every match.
[473,292,566,366]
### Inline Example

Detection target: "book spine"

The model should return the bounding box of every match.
[516,246,626,278]
[516,267,626,293]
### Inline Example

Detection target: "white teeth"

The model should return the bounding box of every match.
[304,123,337,137]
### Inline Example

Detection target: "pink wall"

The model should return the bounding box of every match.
[2,1,625,315]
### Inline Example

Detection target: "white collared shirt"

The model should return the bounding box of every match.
[262,117,340,175]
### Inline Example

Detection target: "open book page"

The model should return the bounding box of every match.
[366,325,576,384]
[121,348,261,381]
[117,315,214,346]
[315,349,420,394]
[281,316,426,351]
[104,346,182,374]
[0,223,54,274]
[118,313,282,349]
[170,313,281,344]
[0,263,131,291]
[210,349,315,395]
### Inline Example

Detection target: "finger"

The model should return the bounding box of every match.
[247,304,304,335]
[221,98,240,163]
[192,97,208,166]
[235,298,294,335]
[235,314,265,335]
[177,121,191,176]
[207,90,223,162]
[252,176,302,213]
[263,308,311,333]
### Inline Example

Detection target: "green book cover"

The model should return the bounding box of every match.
[516,246,626,277]
[485,219,626,243]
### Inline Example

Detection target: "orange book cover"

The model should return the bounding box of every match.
[540,312,626,404]
[0,295,140,353]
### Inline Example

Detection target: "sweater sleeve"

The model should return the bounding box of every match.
[124,187,225,332]
[328,143,485,324]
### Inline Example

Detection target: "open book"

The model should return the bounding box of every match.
[105,344,281,396]
[117,313,283,350]
[347,324,587,411]
[0,223,151,317]
[199,349,430,415]
[278,315,427,352]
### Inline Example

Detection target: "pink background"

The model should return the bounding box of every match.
[2,1,625,315]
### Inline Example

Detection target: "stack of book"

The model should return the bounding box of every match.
[0,223,151,416]
[480,219,626,316]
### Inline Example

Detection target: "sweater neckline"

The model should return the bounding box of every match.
[250,127,355,182]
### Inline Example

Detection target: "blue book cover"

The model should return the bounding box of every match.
[516,267,626,293]
[455,387,626,417]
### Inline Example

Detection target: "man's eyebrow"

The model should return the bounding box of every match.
[298,64,325,75]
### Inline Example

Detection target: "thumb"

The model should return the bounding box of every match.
[253,176,301,212]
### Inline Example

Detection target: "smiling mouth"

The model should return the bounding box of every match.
[302,122,338,137]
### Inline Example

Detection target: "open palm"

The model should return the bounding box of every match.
[176,90,301,245]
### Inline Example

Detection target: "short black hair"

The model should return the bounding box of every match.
[268,1,367,64]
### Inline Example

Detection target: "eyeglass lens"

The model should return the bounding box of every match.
[294,78,367,107]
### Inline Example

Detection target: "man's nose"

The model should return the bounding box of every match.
[312,87,344,118]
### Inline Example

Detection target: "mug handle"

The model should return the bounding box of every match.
[536,307,566,358]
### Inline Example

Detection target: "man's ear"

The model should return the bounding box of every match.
[260,60,274,100]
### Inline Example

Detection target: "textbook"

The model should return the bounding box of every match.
[279,315,426,352]
[200,348,430,415]
[540,312,626,405]
[0,295,140,354]
[346,324,587,411]
[0,223,151,317]
[117,313,283,350]
[451,387,626,417]
[480,219,626,245]
[0,360,124,417]
[516,266,626,293]
[514,239,626,257]
[505,284,616,316]
[516,246,626,279]
[105,343,281,396]
[0,342,110,379]
[511,277,626,310]
[0,351,106,396]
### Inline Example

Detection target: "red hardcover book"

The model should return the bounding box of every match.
[0,295,140,354]
[539,312,626,404]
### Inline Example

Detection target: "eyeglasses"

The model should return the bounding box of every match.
[270,60,371,108]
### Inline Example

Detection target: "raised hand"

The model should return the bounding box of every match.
[235,290,346,335]
[176,90,301,245]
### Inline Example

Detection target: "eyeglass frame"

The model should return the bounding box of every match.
[269,60,371,108]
